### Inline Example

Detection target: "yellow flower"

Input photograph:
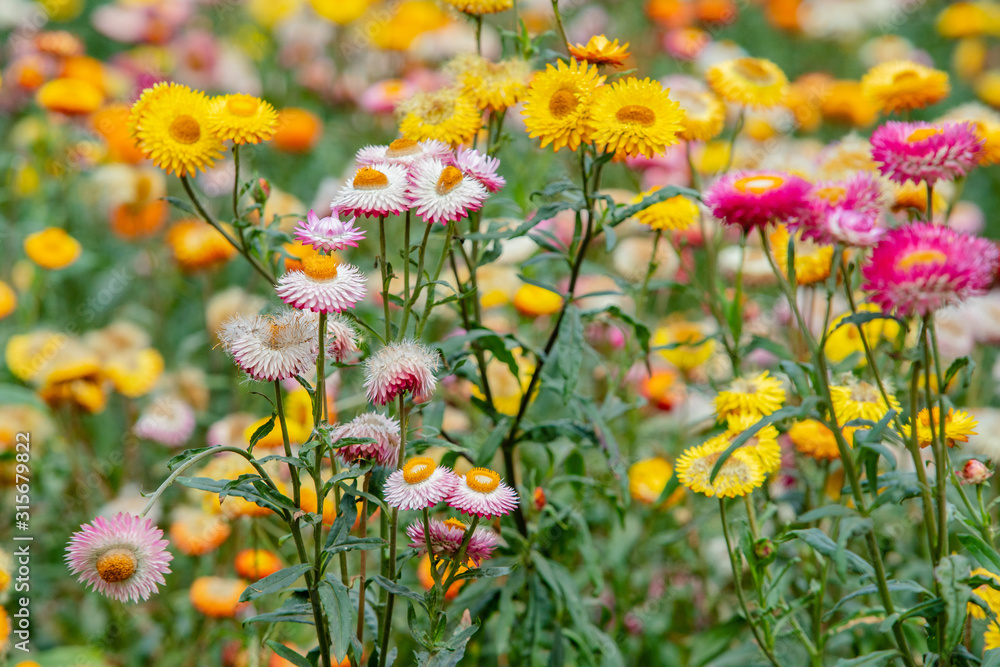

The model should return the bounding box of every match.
[723,412,782,474]
[936,2,1000,38]
[131,83,226,177]
[450,55,531,111]
[442,0,512,14]
[675,437,765,498]
[788,419,840,461]
[371,1,449,50]
[628,457,684,506]
[0,281,16,320]
[167,220,237,272]
[769,224,834,286]
[470,351,536,416]
[890,181,946,216]
[824,304,900,366]
[513,283,563,316]
[714,371,785,420]
[309,0,372,23]
[940,103,1000,165]
[692,140,731,174]
[633,189,699,231]
[652,320,715,372]
[567,35,631,67]
[672,87,726,141]
[208,93,278,145]
[521,58,605,152]
[976,70,1000,107]
[953,37,988,81]
[244,414,310,448]
[970,567,1000,619]
[588,77,683,158]
[104,348,165,398]
[860,60,950,115]
[36,340,107,414]
[398,88,482,146]
[5,330,63,382]
[830,381,901,425]
[901,407,978,448]
[706,57,789,109]
[36,77,103,115]
[24,228,82,270]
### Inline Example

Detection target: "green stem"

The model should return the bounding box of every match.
[416,220,456,337]
[401,220,432,337]
[550,0,570,53]
[356,471,372,645]
[377,397,409,667]
[724,107,746,173]
[378,215,392,342]
[638,229,662,315]
[443,516,481,590]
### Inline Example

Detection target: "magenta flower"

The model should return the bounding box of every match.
[871,121,983,187]
[455,148,506,193]
[65,513,173,603]
[861,223,998,317]
[294,209,366,253]
[703,170,812,231]
[825,209,886,248]
[798,172,887,247]
[332,412,401,468]
[383,457,459,510]
[447,468,519,519]
[363,340,441,406]
[406,518,500,566]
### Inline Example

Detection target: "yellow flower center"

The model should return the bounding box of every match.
[385,138,420,158]
[813,185,846,205]
[436,165,464,195]
[96,548,138,583]
[402,457,436,484]
[729,377,758,394]
[734,174,785,195]
[615,104,656,127]
[225,94,260,117]
[897,248,948,270]
[423,100,453,125]
[734,58,774,84]
[892,70,920,85]
[169,115,201,145]
[302,254,340,281]
[850,382,881,404]
[548,89,578,118]
[353,167,389,190]
[465,467,501,493]
[443,517,467,531]
[906,127,942,143]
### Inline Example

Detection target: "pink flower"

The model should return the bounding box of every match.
[359,79,417,114]
[407,158,488,225]
[455,148,506,193]
[447,468,520,519]
[825,209,886,248]
[332,412,401,468]
[383,457,459,510]
[406,518,500,566]
[703,170,812,231]
[363,340,441,406]
[219,311,318,382]
[133,397,195,448]
[275,257,368,313]
[799,172,886,247]
[871,121,983,187]
[861,223,998,317]
[293,209,366,253]
[65,513,173,603]
[355,139,452,167]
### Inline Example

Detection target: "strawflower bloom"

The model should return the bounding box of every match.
[672,87,727,141]
[789,419,841,460]
[355,138,452,167]
[588,77,683,158]
[331,412,402,468]
[275,254,367,313]
[208,93,279,145]
[633,190,699,231]
[218,310,318,382]
[407,158,488,225]
[652,320,715,372]
[675,438,765,498]
[134,397,196,448]
[704,170,812,231]
[406,517,499,565]
[801,172,886,246]
[234,549,283,581]
[169,508,231,556]
[628,457,684,506]
[317,313,361,363]
[448,467,520,518]
[830,380,901,425]
[332,163,411,218]
[442,0,512,15]
[861,60,950,115]
[823,304,900,366]
[870,121,983,187]
[568,35,631,67]
[364,339,441,405]
[770,224,835,286]
[455,148,506,192]
[383,457,459,510]
[65,513,173,603]
[398,88,482,146]
[450,55,531,111]
[522,58,606,152]
[189,576,248,618]
[902,407,978,448]
[293,209,366,253]
[706,57,789,108]
[722,413,783,474]
[130,83,225,177]
[24,227,82,269]
[714,371,785,419]
[861,223,999,317]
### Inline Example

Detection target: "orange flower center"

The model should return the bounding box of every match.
[169,115,201,144]
[734,58,774,84]
[548,89,578,118]
[813,185,846,205]
[226,94,259,117]
[96,548,138,583]
[402,457,436,484]
[302,254,340,281]
[436,165,464,195]
[385,138,420,158]
[465,467,501,493]
[734,174,785,195]
[897,248,948,270]
[906,127,942,143]
[615,104,656,127]
[443,517,467,531]
[353,167,389,190]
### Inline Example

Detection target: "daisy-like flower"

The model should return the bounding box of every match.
[398,88,482,147]
[871,121,983,187]
[450,55,531,111]
[218,310,317,382]
[441,0,512,14]
[861,223,999,317]
[830,380,902,425]
[133,396,196,448]
[588,77,683,158]
[317,313,361,363]
[861,60,950,115]
[703,170,812,231]
[824,304,900,366]
[364,339,441,405]
[970,568,1000,620]
[208,93,279,145]
[628,457,685,506]
[407,158,488,225]
[131,83,226,177]
[448,467,520,518]
[276,254,368,313]
[383,457,459,510]
[293,209,366,253]
[522,58,606,152]
[824,209,886,248]
[332,163,411,218]
[675,438,765,498]
[189,576,248,618]
[355,138,452,167]
[940,102,1000,166]
[633,190,699,231]
[714,371,785,420]
[455,148,506,193]
[789,419,841,461]
[770,224,835,285]
[800,171,888,246]
[902,407,978,448]
[706,57,789,109]
[568,35,631,67]
[406,517,500,565]
[722,413,783,474]
[672,87,727,141]
[331,411,401,468]
[65,513,173,603]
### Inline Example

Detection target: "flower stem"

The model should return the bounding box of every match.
[356,471,372,645]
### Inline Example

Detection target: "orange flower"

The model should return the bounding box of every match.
[234,549,283,581]
[170,508,231,556]
[36,78,103,116]
[166,220,237,271]
[641,369,683,411]
[568,35,631,67]
[416,554,465,599]
[273,108,323,153]
[92,104,146,164]
[24,228,82,270]
[111,200,168,240]
[189,576,249,618]
[695,0,736,23]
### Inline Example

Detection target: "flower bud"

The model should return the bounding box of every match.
[252,177,271,205]
[754,538,776,564]
[533,486,546,511]
[958,459,993,485]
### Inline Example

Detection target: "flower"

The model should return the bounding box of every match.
[451,55,531,111]
[830,380,901,425]
[293,209,366,253]
[939,102,1000,165]
[706,57,789,108]
[958,459,993,485]
[447,467,520,518]
[363,340,441,405]
[522,58,606,152]
[703,171,812,231]
[628,457,684,506]
[407,158,488,225]
[789,420,841,460]
[332,163,411,218]
[219,310,318,382]
[441,0,512,14]
[675,438,765,498]
[398,88,482,146]
[406,517,499,565]
[870,121,983,187]
[383,457,458,510]
[166,220,237,271]
[714,371,785,420]
[131,83,225,177]
[36,77,103,115]
[672,87,727,141]
[355,138,452,167]
[189,576,248,617]
[902,407,978,448]
[861,223,999,317]
[455,148,506,193]
[208,93,278,145]
[105,348,165,398]
[0,281,16,320]
[824,304,900,366]
[770,224,835,285]
[588,77,683,158]
[276,255,368,314]
[331,412,401,467]
[513,283,563,316]
[319,313,361,363]
[861,60,950,114]
[24,227,81,269]
[234,549,283,581]
[722,413,783,474]
[801,172,886,247]
[652,320,715,372]
[65,512,173,603]
[825,209,886,248]
[134,397,196,448]
[273,107,323,153]
[633,190,699,231]
[568,35,631,67]
[169,508,231,556]
[470,352,535,416]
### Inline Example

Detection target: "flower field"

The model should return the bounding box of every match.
[6,0,1000,665]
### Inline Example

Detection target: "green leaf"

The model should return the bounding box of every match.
[554,305,583,402]
[0,383,48,410]
[517,419,597,446]
[797,505,859,523]
[600,305,651,358]
[786,528,875,578]
[163,196,197,216]
[830,310,903,334]
[265,641,312,667]
[983,650,1000,667]
[239,564,312,602]
[244,601,314,625]
[477,415,511,466]
[956,533,1000,573]
[372,574,427,606]
[825,580,929,618]
[934,554,971,655]
[249,414,276,452]
[167,447,212,471]
[319,579,354,664]
[607,186,701,227]
[833,650,900,666]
